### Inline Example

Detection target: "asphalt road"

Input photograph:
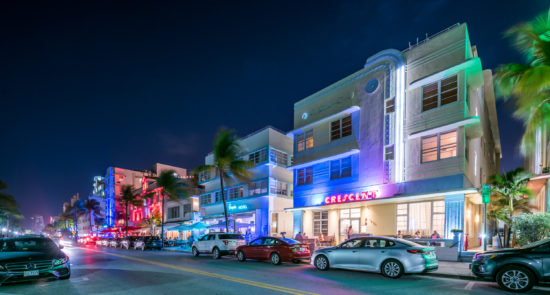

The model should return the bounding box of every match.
[1,245,549,295]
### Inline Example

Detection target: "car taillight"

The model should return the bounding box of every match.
[407,249,424,254]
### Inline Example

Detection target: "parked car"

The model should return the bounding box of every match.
[235,237,310,265]
[0,236,70,286]
[311,237,438,278]
[134,236,162,251]
[192,233,246,259]
[80,236,98,245]
[471,237,550,292]
[121,236,139,250]
[96,238,109,247]
[58,237,75,247]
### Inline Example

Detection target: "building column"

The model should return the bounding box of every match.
[255,208,268,237]
[293,210,304,238]
[444,193,465,239]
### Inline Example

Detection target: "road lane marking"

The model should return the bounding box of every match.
[464,282,475,290]
[87,249,318,295]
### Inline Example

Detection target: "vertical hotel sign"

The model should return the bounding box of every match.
[323,190,377,205]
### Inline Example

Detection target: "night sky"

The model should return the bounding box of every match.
[1,0,546,225]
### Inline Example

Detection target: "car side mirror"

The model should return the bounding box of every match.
[59,245,64,249]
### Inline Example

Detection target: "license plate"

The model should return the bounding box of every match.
[24,270,39,277]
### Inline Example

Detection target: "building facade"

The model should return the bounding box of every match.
[289,24,501,249]
[198,127,294,238]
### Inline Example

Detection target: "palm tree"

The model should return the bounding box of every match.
[63,200,87,241]
[153,170,192,247]
[84,199,103,236]
[0,180,22,231]
[495,9,550,153]
[196,129,252,233]
[119,185,142,236]
[488,168,534,247]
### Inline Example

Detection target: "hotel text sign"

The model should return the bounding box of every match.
[323,191,377,205]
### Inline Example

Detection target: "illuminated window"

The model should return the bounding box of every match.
[248,180,268,196]
[249,148,268,165]
[395,201,445,237]
[228,187,244,200]
[331,115,352,141]
[297,130,313,152]
[168,206,180,219]
[270,181,288,195]
[199,194,211,206]
[330,156,352,180]
[270,149,288,166]
[313,211,328,236]
[297,167,313,186]
[340,208,360,235]
[199,170,211,182]
[422,75,458,112]
[421,131,457,163]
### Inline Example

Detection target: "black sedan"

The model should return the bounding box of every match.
[0,236,70,285]
[471,237,550,292]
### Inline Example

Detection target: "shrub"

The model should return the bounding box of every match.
[513,213,550,246]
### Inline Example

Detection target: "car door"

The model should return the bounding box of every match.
[358,238,395,271]
[529,241,550,280]
[197,235,209,252]
[262,238,282,260]
[246,238,264,259]
[330,238,363,269]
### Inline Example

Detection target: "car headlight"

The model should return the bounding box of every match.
[53,257,69,266]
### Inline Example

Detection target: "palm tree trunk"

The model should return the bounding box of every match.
[125,201,129,237]
[219,170,230,233]
[161,193,165,248]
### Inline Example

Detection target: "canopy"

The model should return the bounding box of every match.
[208,222,251,228]
[100,227,119,233]
[172,222,210,232]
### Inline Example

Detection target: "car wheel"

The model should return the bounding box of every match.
[141,246,145,251]
[496,265,534,293]
[213,247,221,259]
[192,247,200,257]
[292,259,301,264]
[381,259,404,279]
[237,251,246,262]
[270,252,281,265]
[314,255,329,271]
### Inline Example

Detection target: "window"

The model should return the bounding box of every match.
[248,179,268,196]
[199,194,211,206]
[330,156,352,180]
[297,167,313,186]
[313,211,328,237]
[384,145,394,161]
[421,131,457,163]
[249,148,268,165]
[270,181,288,195]
[215,191,222,202]
[396,200,445,238]
[297,130,313,152]
[228,187,244,200]
[422,75,458,112]
[331,115,352,141]
[385,98,395,113]
[198,170,211,182]
[249,238,263,246]
[183,204,191,214]
[340,208,361,236]
[168,206,180,219]
[270,149,288,166]
[341,239,363,248]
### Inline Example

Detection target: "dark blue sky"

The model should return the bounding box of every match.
[0,0,546,223]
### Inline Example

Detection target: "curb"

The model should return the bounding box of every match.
[420,272,478,281]
[163,248,192,254]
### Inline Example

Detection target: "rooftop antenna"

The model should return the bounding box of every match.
[409,41,411,49]
[426,33,429,40]
[416,37,419,45]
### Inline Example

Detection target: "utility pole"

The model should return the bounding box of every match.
[482,184,491,251]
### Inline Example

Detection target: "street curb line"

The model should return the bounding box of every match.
[420,273,479,281]
[163,248,191,253]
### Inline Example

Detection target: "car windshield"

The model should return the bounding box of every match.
[219,234,244,240]
[0,238,59,252]
[281,238,300,245]
[145,237,160,241]
[520,237,550,249]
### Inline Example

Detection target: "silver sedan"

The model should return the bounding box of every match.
[311,237,438,278]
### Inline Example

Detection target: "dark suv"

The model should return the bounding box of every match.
[0,236,70,285]
[471,238,550,292]
[134,236,162,251]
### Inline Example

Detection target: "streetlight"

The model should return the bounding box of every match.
[1,228,6,233]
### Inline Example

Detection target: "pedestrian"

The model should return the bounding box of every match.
[397,230,403,239]
[295,232,303,240]
[280,232,286,239]
[346,225,353,240]
[414,230,421,239]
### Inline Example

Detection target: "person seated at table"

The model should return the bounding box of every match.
[295,232,303,240]
[414,230,421,239]
[318,232,325,242]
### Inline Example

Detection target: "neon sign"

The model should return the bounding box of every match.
[228,203,249,213]
[323,191,377,205]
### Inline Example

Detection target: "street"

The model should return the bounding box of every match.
[1,246,549,295]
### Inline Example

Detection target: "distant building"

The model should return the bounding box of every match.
[198,127,294,238]
[524,131,550,213]
[30,215,45,234]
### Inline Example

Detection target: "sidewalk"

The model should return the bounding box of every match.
[162,246,477,280]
